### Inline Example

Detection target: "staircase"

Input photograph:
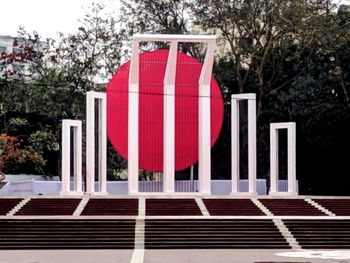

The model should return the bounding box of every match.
[284,219,350,249]
[259,199,326,216]
[81,198,138,216]
[312,199,350,216]
[146,198,202,216]
[0,198,22,215]
[15,198,81,216]
[0,219,135,249]
[0,197,350,250]
[203,199,265,216]
[145,219,290,249]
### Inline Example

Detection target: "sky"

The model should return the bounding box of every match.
[0,0,121,39]
[1,0,350,39]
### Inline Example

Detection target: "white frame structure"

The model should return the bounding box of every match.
[60,120,83,195]
[270,122,297,195]
[231,94,257,195]
[86,91,107,195]
[128,34,217,194]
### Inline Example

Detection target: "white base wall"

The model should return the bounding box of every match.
[0,179,294,197]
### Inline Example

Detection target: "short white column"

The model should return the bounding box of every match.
[128,39,140,194]
[230,93,257,195]
[270,126,278,194]
[60,119,83,196]
[269,122,297,195]
[163,41,177,193]
[86,91,107,195]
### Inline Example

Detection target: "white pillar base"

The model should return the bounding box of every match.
[230,192,258,196]
[269,191,298,197]
[86,192,108,196]
[59,191,84,196]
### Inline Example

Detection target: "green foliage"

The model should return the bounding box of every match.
[120,0,191,35]
[29,130,59,155]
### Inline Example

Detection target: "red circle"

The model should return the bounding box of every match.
[106,49,224,172]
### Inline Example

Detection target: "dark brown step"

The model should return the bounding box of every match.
[0,198,22,215]
[16,199,81,215]
[81,198,138,216]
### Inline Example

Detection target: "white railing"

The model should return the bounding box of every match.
[1,179,302,196]
[1,179,271,196]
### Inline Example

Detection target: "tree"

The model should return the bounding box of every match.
[119,0,204,56]
[120,0,191,35]
[57,3,124,92]
[0,3,125,175]
[192,0,344,111]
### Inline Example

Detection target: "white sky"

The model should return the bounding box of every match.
[0,0,121,39]
[1,0,350,39]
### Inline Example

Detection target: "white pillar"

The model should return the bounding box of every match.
[230,93,257,195]
[231,99,239,193]
[128,39,140,194]
[163,41,177,193]
[248,98,257,194]
[269,122,297,195]
[60,120,83,196]
[86,91,107,195]
[288,123,297,194]
[270,126,278,194]
[198,39,216,195]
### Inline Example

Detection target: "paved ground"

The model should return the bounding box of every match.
[1,249,349,263]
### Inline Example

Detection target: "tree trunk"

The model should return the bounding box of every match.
[339,75,350,112]
[257,66,264,114]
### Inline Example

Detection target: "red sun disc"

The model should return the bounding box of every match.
[106,49,224,172]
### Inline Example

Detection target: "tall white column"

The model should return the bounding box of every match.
[86,93,94,194]
[128,39,140,194]
[86,91,107,195]
[269,122,297,196]
[231,99,239,193]
[287,122,297,194]
[198,39,216,195]
[100,97,107,193]
[248,98,257,194]
[163,41,177,193]
[230,93,257,195]
[60,120,83,196]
